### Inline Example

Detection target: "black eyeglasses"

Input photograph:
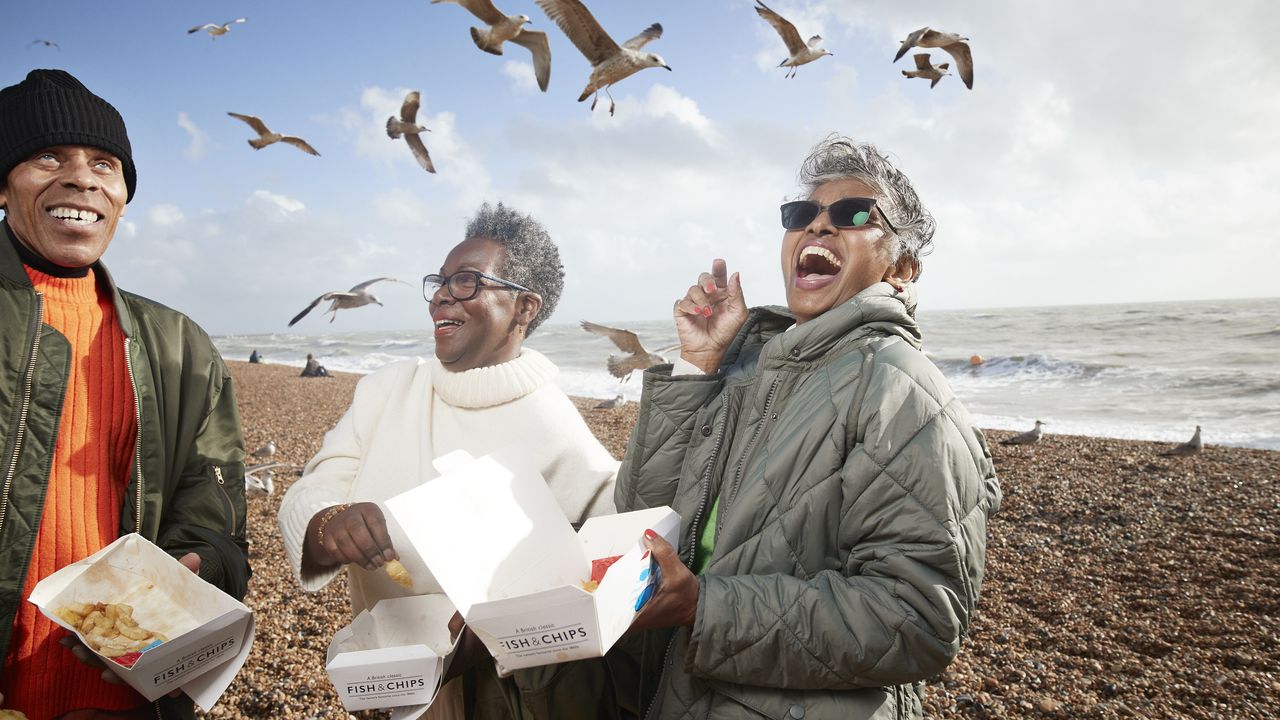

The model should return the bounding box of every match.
[423,271,532,302]
[779,197,899,234]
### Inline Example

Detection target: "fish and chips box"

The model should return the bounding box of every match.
[383,449,679,675]
[325,594,459,717]
[28,533,254,709]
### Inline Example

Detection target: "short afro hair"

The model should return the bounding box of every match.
[465,202,564,335]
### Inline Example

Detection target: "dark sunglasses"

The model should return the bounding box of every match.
[779,197,899,234]
[423,270,532,302]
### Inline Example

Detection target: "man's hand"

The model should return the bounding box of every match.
[629,530,699,631]
[673,258,748,374]
[305,502,397,572]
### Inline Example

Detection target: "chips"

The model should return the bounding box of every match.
[0,709,31,719]
[580,556,624,593]
[579,580,599,593]
[56,601,168,666]
[384,559,413,589]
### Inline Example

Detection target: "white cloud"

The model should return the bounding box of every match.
[176,112,208,160]
[249,189,306,214]
[147,204,184,227]
[501,60,539,94]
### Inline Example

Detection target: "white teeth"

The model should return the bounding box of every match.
[799,245,841,268]
[48,207,100,224]
[434,319,462,328]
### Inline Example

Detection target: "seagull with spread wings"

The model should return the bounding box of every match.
[432,0,552,92]
[188,18,248,38]
[755,1,831,79]
[533,0,670,116]
[289,278,408,326]
[581,320,678,381]
[227,113,320,156]
[29,39,60,50]
[902,53,950,88]
[386,91,436,173]
[894,26,973,89]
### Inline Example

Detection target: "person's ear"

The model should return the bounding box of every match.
[515,292,542,331]
[882,256,917,291]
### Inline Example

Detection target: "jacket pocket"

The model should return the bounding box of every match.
[210,463,242,536]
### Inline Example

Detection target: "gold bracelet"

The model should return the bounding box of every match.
[315,503,353,547]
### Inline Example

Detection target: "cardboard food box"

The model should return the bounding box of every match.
[383,449,679,675]
[325,594,459,717]
[29,533,254,710]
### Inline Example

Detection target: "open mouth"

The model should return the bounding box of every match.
[433,318,463,334]
[796,245,842,278]
[47,206,102,226]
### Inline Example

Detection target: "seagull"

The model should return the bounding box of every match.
[227,113,320,156]
[432,0,551,92]
[246,462,288,498]
[1159,426,1203,457]
[581,320,677,381]
[902,53,950,88]
[893,26,973,89]
[594,394,625,409]
[1000,420,1045,446]
[533,0,670,116]
[386,91,436,173]
[754,1,831,79]
[250,440,276,460]
[29,39,60,50]
[289,278,408,326]
[188,18,248,38]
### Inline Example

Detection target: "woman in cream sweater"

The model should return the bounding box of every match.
[278,203,622,719]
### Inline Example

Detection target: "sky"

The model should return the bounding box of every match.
[2,0,1278,335]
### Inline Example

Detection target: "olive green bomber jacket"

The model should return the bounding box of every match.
[616,284,1002,720]
[0,223,250,718]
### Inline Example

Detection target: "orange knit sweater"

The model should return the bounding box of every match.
[0,267,144,717]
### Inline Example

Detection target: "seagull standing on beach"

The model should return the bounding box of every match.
[1000,420,1045,446]
[533,0,670,116]
[902,53,950,88]
[250,440,276,460]
[188,18,248,38]
[894,26,973,89]
[386,91,436,173]
[433,0,552,92]
[1159,426,1203,457]
[227,113,320,156]
[289,278,408,326]
[594,394,625,409]
[581,320,677,381]
[246,462,287,497]
[755,0,832,79]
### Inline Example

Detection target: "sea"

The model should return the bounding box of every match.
[213,297,1280,450]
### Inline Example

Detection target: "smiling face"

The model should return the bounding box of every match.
[780,178,902,324]
[428,235,540,373]
[0,145,128,268]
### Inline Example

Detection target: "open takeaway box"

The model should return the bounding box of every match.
[29,533,254,710]
[384,449,679,675]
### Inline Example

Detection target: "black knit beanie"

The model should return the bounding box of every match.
[0,69,136,202]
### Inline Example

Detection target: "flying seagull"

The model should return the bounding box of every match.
[902,53,949,88]
[1000,420,1045,446]
[289,278,408,326]
[581,320,678,381]
[432,0,552,92]
[1159,425,1203,457]
[188,18,248,38]
[250,440,276,460]
[754,0,831,79]
[386,91,436,173]
[227,113,320,156]
[894,26,973,89]
[246,462,288,498]
[29,39,60,50]
[533,0,670,116]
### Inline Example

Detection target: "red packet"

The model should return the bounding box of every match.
[590,556,623,584]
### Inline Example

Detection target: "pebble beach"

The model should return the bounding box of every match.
[205,361,1280,719]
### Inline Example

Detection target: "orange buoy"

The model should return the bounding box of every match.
[969,354,985,366]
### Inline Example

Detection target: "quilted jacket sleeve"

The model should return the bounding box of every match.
[686,348,1001,689]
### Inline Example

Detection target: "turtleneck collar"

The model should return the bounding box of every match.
[4,218,91,278]
[431,347,559,408]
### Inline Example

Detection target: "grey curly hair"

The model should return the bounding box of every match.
[797,134,935,279]
[465,202,564,335]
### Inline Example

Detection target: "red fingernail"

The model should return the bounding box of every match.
[643,529,657,540]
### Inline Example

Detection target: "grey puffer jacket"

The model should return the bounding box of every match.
[616,283,1001,720]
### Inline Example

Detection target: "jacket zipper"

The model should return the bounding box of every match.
[213,465,238,535]
[124,337,144,532]
[717,377,782,534]
[0,293,45,540]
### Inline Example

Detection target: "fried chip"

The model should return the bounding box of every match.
[57,601,167,663]
[0,709,32,719]
[580,579,599,593]
[384,559,413,589]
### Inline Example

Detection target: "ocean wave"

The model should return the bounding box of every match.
[932,354,1108,382]
[1237,327,1280,339]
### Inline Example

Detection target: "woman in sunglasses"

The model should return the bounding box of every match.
[279,202,624,719]
[615,135,1002,720]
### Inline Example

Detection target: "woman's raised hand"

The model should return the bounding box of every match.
[306,502,398,572]
[673,258,747,374]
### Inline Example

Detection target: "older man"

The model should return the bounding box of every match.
[0,69,249,719]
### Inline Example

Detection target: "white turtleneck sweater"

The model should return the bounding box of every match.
[278,349,619,614]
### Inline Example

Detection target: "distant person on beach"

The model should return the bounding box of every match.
[615,135,1003,720]
[0,69,249,719]
[279,202,623,719]
[299,352,328,377]
[249,348,261,363]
